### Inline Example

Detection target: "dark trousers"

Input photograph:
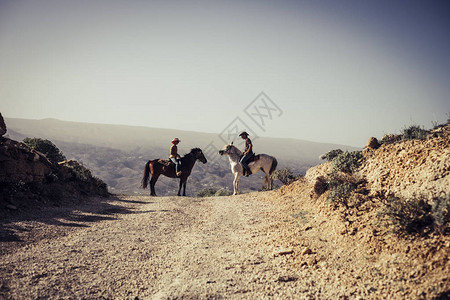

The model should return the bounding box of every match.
[240,153,252,174]
[170,157,180,173]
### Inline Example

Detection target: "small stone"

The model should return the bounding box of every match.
[301,247,312,255]
[273,248,294,256]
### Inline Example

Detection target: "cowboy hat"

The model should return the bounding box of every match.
[172,138,181,143]
[239,131,249,137]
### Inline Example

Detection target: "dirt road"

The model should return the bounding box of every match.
[1,190,448,299]
[0,194,323,299]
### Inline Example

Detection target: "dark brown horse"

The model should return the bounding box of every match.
[141,148,207,196]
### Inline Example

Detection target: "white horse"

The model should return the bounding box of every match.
[219,144,278,195]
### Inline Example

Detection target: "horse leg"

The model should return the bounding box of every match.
[150,174,160,196]
[177,178,184,196]
[264,169,273,190]
[182,180,187,196]
[233,173,240,195]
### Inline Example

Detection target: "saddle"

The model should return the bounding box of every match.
[158,159,181,167]
[241,153,260,164]
[158,159,173,167]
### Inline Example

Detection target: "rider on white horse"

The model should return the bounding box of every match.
[239,131,253,177]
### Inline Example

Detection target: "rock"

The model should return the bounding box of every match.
[276,275,298,282]
[273,248,294,256]
[301,247,312,255]
[366,137,380,150]
[0,113,6,136]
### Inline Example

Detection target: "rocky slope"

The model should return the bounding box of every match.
[0,116,109,211]
[285,124,450,298]
[361,125,449,201]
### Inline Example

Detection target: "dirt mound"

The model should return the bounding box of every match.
[269,127,450,298]
[361,125,450,201]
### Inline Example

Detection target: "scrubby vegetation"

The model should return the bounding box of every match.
[271,168,302,185]
[327,178,358,208]
[377,196,433,236]
[432,194,450,234]
[401,125,429,140]
[196,187,232,197]
[377,194,449,236]
[23,137,66,163]
[317,149,366,207]
[319,149,343,161]
[330,151,364,174]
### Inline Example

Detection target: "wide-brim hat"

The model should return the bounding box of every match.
[239,131,249,137]
[172,138,181,143]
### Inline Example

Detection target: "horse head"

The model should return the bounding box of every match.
[218,144,240,156]
[191,148,207,164]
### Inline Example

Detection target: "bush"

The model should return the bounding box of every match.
[214,188,233,197]
[271,168,301,185]
[327,179,357,208]
[23,137,66,163]
[378,196,433,236]
[380,134,401,145]
[331,151,364,174]
[401,125,429,140]
[432,194,450,234]
[320,149,343,161]
[196,187,232,197]
[313,176,328,196]
[66,162,93,182]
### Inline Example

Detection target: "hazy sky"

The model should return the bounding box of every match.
[1,0,449,147]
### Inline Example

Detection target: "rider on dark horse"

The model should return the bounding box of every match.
[170,138,182,177]
[239,131,253,177]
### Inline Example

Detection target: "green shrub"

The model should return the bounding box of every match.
[271,168,301,185]
[313,176,328,196]
[331,151,364,174]
[327,179,357,208]
[67,163,93,182]
[401,125,429,140]
[214,188,232,197]
[380,134,401,145]
[195,188,216,197]
[432,194,450,234]
[377,196,433,236]
[23,137,66,163]
[320,149,343,161]
[196,187,232,197]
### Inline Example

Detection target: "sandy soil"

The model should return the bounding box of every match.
[0,194,320,299]
[1,190,448,299]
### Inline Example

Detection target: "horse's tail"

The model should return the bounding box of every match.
[269,156,278,175]
[141,160,152,189]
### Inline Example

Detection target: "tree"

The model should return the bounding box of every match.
[23,137,66,163]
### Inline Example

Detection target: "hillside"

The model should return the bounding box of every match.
[5,118,358,195]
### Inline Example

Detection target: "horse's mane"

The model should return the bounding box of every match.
[228,144,242,154]
[183,148,201,157]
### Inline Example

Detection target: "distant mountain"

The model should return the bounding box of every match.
[5,118,359,195]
